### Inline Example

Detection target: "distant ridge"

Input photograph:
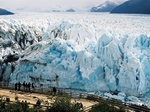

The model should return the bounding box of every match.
[90,1,118,12]
[111,0,150,14]
[0,8,14,15]
[66,8,75,12]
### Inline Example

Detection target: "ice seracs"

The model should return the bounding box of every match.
[0,13,150,99]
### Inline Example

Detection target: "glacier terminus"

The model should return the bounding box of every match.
[0,13,150,106]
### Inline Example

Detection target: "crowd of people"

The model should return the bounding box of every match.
[14,81,63,96]
[15,81,35,92]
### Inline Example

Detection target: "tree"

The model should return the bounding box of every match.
[46,95,83,112]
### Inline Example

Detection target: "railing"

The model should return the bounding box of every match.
[1,82,90,98]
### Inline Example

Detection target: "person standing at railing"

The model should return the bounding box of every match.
[52,87,56,95]
[18,82,21,91]
[15,82,18,91]
[25,83,28,91]
[28,82,31,92]
[23,81,25,91]
[32,83,35,92]
[57,89,62,95]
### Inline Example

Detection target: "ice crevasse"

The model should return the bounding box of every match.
[0,14,150,96]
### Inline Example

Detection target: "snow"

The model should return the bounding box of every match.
[0,13,150,106]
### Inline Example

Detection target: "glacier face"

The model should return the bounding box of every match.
[0,13,150,96]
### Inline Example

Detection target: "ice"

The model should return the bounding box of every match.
[127,96,144,105]
[0,13,150,99]
[103,92,126,102]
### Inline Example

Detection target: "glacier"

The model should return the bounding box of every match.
[0,13,150,98]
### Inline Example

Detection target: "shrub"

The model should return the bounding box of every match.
[15,95,18,101]
[89,102,125,112]
[45,95,83,112]
[0,101,44,112]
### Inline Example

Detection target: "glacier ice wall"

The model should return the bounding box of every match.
[0,13,150,96]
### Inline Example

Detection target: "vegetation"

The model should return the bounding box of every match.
[15,95,19,101]
[0,101,44,112]
[45,94,83,112]
[89,102,125,112]
[0,94,83,112]
[87,95,126,112]
[0,94,127,112]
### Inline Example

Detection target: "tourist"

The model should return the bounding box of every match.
[23,81,25,91]
[25,83,28,91]
[15,82,18,91]
[52,87,56,95]
[32,83,35,92]
[57,89,62,95]
[18,82,21,91]
[28,82,31,92]
[34,99,41,108]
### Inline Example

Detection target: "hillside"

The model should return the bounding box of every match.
[111,0,150,14]
[66,8,75,12]
[0,8,14,15]
[90,1,118,12]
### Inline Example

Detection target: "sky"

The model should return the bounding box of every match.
[0,0,126,12]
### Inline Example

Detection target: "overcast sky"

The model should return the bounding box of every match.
[0,0,126,12]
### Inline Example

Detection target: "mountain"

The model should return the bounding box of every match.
[0,8,14,15]
[111,0,150,14]
[90,1,118,12]
[66,8,75,12]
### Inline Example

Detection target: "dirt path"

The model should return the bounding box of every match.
[0,89,97,109]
